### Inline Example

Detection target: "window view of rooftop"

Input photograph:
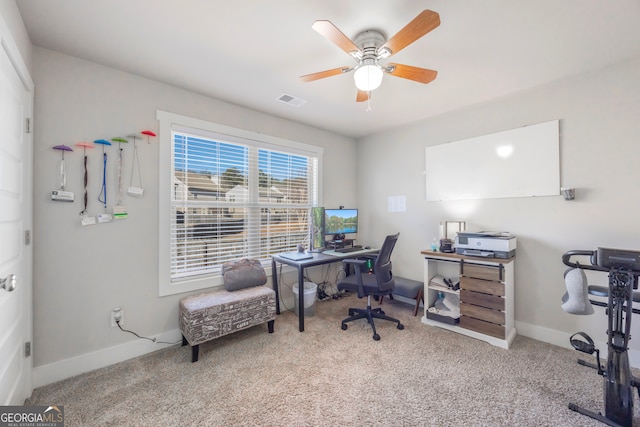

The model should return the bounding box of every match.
[170,133,317,279]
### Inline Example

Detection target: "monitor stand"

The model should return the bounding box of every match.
[325,239,354,250]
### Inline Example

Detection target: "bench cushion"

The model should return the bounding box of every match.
[393,277,423,298]
[179,286,276,346]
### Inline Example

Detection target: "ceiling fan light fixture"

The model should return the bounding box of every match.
[354,64,383,92]
[304,10,441,100]
[377,47,392,59]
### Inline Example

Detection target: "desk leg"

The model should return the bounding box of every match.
[271,258,280,315]
[298,266,305,332]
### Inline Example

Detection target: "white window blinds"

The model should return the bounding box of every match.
[170,130,319,282]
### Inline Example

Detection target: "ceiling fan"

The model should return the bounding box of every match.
[300,9,440,102]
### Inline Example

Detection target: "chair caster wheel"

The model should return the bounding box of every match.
[373,334,380,341]
[341,323,347,330]
[397,323,404,330]
[380,310,385,315]
[348,309,354,316]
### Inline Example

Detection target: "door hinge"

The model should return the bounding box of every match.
[25,118,32,134]
[25,341,31,358]
[24,230,31,245]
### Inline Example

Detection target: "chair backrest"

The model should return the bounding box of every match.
[373,233,400,293]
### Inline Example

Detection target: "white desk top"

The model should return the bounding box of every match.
[322,249,378,257]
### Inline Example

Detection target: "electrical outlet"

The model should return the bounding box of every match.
[111,307,123,327]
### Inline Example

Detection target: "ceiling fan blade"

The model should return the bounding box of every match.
[300,67,350,82]
[312,20,360,56]
[386,63,438,84]
[356,90,368,102]
[380,10,440,56]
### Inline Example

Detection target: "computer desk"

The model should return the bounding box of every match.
[271,248,379,332]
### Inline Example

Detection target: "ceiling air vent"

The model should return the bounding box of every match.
[277,93,306,107]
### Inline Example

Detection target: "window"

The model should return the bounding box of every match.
[157,111,322,296]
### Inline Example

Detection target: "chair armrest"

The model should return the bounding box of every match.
[342,259,367,297]
[342,258,368,275]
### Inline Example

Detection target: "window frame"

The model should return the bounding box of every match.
[157,110,323,296]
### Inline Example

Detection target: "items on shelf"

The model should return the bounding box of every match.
[429,274,459,291]
[427,291,460,319]
[455,231,516,259]
[439,238,454,253]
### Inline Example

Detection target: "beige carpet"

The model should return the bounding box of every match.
[27,294,638,426]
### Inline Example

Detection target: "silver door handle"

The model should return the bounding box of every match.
[0,274,16,292]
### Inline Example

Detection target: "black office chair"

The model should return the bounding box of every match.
[337,233,404,340]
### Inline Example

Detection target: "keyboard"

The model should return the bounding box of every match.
[335,245,363,253]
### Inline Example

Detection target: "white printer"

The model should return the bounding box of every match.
[455,231,516,259]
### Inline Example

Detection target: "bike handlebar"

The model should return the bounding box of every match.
[563,249,640,276]
[562,250,603,271]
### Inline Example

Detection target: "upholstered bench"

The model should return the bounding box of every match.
[179,259,276,362]
[379,276,424,316]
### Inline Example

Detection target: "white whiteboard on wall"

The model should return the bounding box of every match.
[425,120,559,201]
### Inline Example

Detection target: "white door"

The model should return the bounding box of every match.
[0,28,34,405]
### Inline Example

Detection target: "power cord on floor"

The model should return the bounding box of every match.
[317,283,331,301]
[115,320,181,345]
[317,282,349,300]
[278,262,350,307]
[331,289,350,299]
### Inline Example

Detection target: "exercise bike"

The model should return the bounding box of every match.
[562,247,640,427]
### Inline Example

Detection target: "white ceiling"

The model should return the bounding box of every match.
[16,0,640,139]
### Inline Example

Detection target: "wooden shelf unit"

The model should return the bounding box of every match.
[420,250,516,349]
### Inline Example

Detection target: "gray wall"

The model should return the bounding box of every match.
[0,0,31,71]
[31,47,357,376]
[18,2,640,382]
[356,57,640,362]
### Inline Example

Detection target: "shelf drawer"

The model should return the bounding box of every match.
[460,315,505,339]
[461,289,504,311]
[460,302,505,325]
[461,263,501,281]
[460,277,504,296]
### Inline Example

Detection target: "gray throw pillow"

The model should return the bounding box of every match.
[222,258,267,291]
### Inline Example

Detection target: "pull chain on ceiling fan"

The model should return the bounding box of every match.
[300,9,440,102]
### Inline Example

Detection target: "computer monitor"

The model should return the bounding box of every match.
[324,208,358,239]
[310,207,325,251]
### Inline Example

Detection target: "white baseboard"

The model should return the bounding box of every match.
[33,328,182,388]
[33,294,421,389]
[34,320,640,389]
[516,320,640,368]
